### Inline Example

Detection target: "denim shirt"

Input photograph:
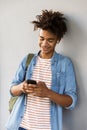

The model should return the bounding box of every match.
[6,51,77,130]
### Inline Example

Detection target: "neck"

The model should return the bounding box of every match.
[39,51,54,59]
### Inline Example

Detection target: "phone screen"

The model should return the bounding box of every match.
[26,79,37,85]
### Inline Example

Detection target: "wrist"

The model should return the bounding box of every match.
[47,89,52,98]
[19,84,25,94]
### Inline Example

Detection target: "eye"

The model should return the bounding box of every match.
[47,39,54,43]
[40,38,44,41]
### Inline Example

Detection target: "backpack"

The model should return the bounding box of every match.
[9,53,34,113]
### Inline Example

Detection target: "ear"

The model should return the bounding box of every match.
[57,40,60,44]
[56,36,61,44]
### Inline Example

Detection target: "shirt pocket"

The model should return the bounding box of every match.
[57,72,65,94]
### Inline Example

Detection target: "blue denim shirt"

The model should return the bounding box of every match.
[6,51,77,130]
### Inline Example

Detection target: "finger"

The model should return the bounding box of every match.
[28,84,37,87]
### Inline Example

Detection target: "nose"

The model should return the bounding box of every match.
[42,40,48,46]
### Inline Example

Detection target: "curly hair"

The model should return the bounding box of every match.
[32,10,67,40]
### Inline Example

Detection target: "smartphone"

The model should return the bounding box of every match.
[26,79,37,85]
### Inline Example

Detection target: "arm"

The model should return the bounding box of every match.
[10,82,25,96]
[10,55,28,96]
[31,81,72,108]
[11,81,37,96]
[29,58,77,108]
[14,80,72,107]
[47,89,72,107]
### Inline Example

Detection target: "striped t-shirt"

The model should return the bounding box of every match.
[20,56,52,130]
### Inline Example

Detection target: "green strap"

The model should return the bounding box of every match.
[9,53,34,113]
[26,53,34,68]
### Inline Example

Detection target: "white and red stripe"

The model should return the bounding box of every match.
[20,56,52,130]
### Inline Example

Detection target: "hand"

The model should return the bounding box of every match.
[33,81,50,98]
[11,80,37,96]
[22,81,36,94]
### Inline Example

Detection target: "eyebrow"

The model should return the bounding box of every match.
[39,36,44,38]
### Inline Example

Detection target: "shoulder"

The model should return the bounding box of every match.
[18,54,29,70]
[55,52,72,64]
[55,52,74,72]
[20,54,28,65]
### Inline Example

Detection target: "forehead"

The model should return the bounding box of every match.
[39,29,57,39]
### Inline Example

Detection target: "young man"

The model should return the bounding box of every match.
[6,10,77,130]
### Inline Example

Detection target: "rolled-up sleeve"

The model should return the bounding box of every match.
[64,58,77,110]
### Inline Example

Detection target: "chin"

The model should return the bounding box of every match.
[41,51,49,54]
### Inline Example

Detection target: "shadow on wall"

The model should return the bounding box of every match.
[61,17,87,130]
[63,16,86,57]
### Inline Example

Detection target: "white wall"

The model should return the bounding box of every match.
[0,0,87,130]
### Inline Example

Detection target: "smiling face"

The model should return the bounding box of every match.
[38,29,58,59]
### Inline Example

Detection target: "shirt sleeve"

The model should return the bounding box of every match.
[10,55,28,87]
[64,58,77,110]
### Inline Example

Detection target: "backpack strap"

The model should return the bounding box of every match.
[26,53,34,69]
[9,53,34,113]
[24,53,34,79]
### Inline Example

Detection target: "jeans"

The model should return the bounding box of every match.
[18,127,26,130]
